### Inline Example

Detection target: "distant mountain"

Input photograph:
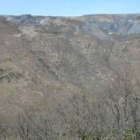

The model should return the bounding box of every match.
[4,14,140,38]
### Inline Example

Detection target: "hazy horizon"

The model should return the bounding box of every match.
[0,0,140,16]
[1,13,140,17]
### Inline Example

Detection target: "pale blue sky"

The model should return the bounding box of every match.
[0,0,140,16]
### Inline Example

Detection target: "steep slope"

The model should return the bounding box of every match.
[0,14,140,122]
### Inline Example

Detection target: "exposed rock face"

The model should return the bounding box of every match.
[0,14,140,122]
[81,14,140,36]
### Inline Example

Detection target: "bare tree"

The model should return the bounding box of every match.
[104,63,140,140]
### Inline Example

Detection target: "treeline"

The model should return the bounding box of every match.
[1,66,140,140]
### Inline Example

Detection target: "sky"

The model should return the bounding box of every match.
[0,0,140,16]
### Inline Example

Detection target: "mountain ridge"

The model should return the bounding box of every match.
[3,14,140,38]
